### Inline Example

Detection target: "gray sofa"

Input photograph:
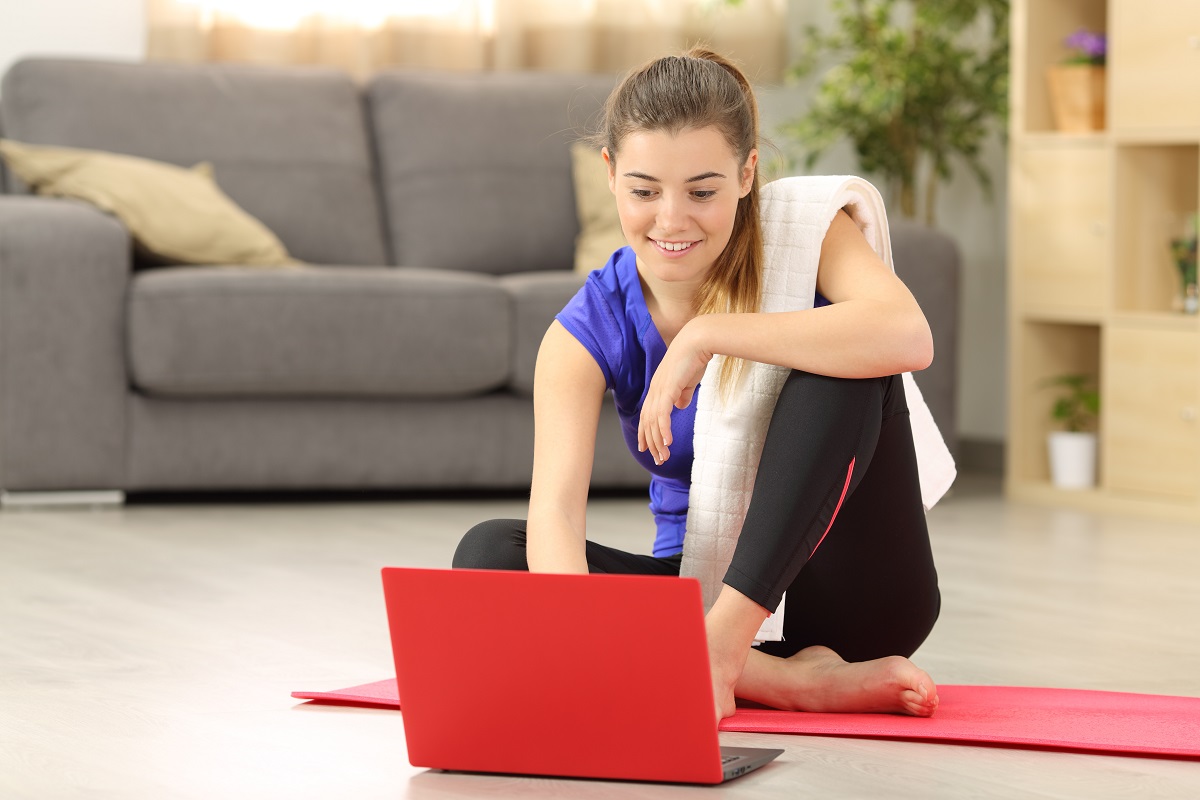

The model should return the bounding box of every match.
[0,58,958,499]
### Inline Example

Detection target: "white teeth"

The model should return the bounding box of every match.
[655,240,694,252]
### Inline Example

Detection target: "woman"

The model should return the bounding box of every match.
[454,48,942,723]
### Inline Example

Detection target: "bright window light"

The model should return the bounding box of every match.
[177,0,495,32]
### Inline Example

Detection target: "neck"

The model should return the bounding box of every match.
[636,261,702,346]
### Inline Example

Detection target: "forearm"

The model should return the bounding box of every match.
[526,501,590,575]
[688,300,933,379]
[526,322,605,575]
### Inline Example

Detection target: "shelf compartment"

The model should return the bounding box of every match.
[1113,144,1199,313]
[1008,321,1102,486]
[1014,0,1107,135]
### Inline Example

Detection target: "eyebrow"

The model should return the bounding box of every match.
[622,171,727,183]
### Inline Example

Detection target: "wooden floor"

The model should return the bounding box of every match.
[2,474,1199,798]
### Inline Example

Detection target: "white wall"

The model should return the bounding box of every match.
[764,3,1009,444]
[0,0,146,83]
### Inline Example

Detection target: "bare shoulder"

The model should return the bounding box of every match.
[821,209,885,263]
[816,209,901,303]
[535,321,607,399]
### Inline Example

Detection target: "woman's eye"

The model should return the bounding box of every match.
[630,189,656,199]
[692,190,717,200]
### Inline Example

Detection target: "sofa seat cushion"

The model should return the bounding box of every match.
[500,271,587,397]
[128,266,511,398]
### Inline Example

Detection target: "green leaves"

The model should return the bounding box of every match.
[784,0,1008,224]
[1043,374,1100,433]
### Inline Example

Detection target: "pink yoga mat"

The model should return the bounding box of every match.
[292,679,1200,759]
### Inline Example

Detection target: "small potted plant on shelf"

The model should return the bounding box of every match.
[1047,28,1106,133]
[1169,214,1198,315]
[1044,373,1100,490]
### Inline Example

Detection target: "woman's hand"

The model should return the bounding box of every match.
[638,319,713,465]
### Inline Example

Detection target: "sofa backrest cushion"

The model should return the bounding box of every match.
[369,71,614,274]
[0,58,389,266]
[0,139,294,266]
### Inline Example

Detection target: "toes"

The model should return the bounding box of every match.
[900,689,938,717]
[900,689,929,712]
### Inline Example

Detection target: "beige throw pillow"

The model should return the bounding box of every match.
[0,139,295,267]
[569,142,627,275]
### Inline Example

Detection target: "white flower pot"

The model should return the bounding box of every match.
[1048,431,1097,490]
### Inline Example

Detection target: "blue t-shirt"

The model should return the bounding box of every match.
[556,248,694,557]
[555,246,828,557]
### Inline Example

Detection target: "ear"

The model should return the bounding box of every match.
[602,147,617,194]
[740,149,758,197]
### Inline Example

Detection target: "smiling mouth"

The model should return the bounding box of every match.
[651,239,698,253]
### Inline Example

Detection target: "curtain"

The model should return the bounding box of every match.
[146,0,788,82]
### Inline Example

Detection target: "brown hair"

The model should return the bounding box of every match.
[598,47,763,397]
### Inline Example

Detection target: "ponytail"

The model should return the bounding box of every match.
[687,49,762,399]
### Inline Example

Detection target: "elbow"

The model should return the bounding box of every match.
[909,338,935,373]
[906,316,935,373]
[893,311,934,374]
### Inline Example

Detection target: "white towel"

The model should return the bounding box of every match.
[680,176,957,628]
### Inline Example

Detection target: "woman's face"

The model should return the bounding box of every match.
[604,126,756,291]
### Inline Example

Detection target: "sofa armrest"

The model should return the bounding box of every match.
[891,220,960,458]
[0,197,131,491]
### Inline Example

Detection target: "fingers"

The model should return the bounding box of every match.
[642,418,671,465]
[638,405,674,466]
[640,351,699,465]
[659,412,673,449]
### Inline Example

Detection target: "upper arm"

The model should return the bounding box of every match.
[813,210,933,371]
[815,209,923,311]
[529,321,608,530]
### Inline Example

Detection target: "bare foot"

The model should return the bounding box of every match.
[774,645,939,717]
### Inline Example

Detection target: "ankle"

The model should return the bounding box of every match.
[705,585,769,646]
[705,587,770,703]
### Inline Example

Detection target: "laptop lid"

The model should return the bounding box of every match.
[381,567,734,784]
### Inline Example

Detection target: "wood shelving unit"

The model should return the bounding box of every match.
[1007,0,1200,521]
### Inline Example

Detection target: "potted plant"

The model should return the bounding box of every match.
[782,0,1009,225]
[1046,28,1107,133]
[1169,213,1199,315]
[1044,373,1100,490]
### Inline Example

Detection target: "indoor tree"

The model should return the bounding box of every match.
[784,0,1009,225]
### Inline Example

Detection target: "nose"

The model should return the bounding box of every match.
[655,192,687,234]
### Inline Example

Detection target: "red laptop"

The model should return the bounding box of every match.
[381,567,783,784]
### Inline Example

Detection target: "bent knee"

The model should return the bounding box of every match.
[894,581,941,660]
[451,519,529,571]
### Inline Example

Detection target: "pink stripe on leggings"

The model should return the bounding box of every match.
[810,457,855,558]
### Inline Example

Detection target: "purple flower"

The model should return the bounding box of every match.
[1063,29,1107,65]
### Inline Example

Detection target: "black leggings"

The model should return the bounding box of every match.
[453,370,940,663]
